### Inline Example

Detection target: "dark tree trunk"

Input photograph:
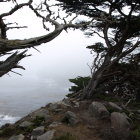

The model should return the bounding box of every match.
[81,55,112,99]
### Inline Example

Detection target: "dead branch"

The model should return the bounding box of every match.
[6,26,28,30]
[0,50,28,77]
[0,0,33,18]
[0,0,93,76]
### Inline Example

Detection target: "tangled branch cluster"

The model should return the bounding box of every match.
[0,0,92,76]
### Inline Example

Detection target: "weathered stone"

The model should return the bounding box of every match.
[31,126,45,139]
[49,101,70,111]
[111,112,130,140]
[19,121,33,128]
[53,109,63,113]
[37,130,56,140]
[89,101,110,119]
[72,100,80,108]
[108,102,122,111]
[122,112,131,121]
[49,103,59,110]
[63,111,79,125]
[32,109,50,122]
[9,134,24,140]
[48,122,62,128]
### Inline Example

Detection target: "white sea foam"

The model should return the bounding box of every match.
[0,114,21,127]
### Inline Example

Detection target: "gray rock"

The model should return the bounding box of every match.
[89,101,110,119]
[37,130,56,140]
[19,121,33,128]
[63,111,79,125]
[49,103,59,110]
[32,109,50,122]
[49,101,70,111]
[9,134,24,140]
[108,102,122,111]
[48,122,62,128]
[53,109,63,113]
[31,126,45,139]
[72,101,80,108]
[111,112,130,140]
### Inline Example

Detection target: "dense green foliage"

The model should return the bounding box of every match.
[69,76,91,93]
[32,116,45,127]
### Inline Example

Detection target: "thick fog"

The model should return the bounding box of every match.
[0,30,93,98]
[0,2,95,115]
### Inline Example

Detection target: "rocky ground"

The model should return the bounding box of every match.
[0,97,140,140]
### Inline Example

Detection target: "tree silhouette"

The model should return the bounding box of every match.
[0,0,91,76]
[57,0,140,100]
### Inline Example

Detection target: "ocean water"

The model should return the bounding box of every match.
[0,115,21,126]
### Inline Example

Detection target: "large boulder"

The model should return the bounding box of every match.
[9,134,24,140]
[49,101,70,111]
[62,111,79,125]
[89,101,110,119]
[19,121,33,128]
[111,112,130,140]
[31,126,45,140]
[37,130,56,140]
[31,109,50,122]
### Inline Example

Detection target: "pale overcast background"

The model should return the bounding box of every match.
[0,1,96,116]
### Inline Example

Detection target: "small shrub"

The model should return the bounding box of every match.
[24,126,34,133]
[68,76,91,93]
[61,117,69,124]
[66,93,75,98]
[0,127,16,137]
[32,116,45,126]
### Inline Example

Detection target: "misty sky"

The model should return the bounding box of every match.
[0,1,96,114]
[0,30,93,96]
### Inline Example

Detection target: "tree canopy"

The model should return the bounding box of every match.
[57,0,140,101]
